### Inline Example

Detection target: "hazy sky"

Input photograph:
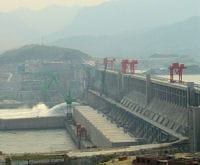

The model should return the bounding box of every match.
[0,0,114,12]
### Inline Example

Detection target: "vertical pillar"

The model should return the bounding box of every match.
[146,74,152,104]
[189,107,200,152]
[119,73,125,96]
[187,82,195,107]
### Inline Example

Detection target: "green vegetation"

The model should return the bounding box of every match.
[10,153,64,161]
[0,44,91,64]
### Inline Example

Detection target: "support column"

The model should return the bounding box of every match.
[187,82,195,107]
[146,74,152,104]
[189,107,200,152]
[119,73,125,96]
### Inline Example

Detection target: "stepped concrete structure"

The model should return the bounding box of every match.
[84,65,200,152]
[73,106,137,148]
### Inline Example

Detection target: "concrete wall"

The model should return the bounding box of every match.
[189,107,200,152]
[0,116,65,130]
[85,91,177,144]
[86,66,200,107]
[73,107,112,148]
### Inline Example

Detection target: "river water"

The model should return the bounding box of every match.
[0,103,77,154]
[0,129,76,153]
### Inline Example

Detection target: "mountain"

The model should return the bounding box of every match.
[1,0,199,54]
[51,16,200,57]
[0,12,36,51]
[0,6,80,52]
[10,6,80,35]
[47,0,200,39]
[0,44,91,64]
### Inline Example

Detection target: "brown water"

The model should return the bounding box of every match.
[0,129,76,153]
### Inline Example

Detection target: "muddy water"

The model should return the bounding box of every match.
[0,129,76,153]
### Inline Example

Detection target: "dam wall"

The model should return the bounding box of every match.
[84,65,200,150]
[73,105,137,148]
[85,67,200,136]
[84,90,180,144]
[0,116,65,130]
[87,67,200,107]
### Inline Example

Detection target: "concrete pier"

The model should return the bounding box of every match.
[189,107,200,152]
[73,106,137,148]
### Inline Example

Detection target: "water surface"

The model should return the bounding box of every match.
[0,129,76,153]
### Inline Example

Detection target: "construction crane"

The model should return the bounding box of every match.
[33,72,76,119]
[169,62,186,83]
[64,90,76,120]
[121,59,138,74]
[103,58,116,70]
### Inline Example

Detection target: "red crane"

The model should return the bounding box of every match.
[121,59,138,74]
[121,59,129,73]
[169,63,186,83]
[76,123,87,140]
[103,58,116,70]
[130,60,138,73]
[178,64,187,82]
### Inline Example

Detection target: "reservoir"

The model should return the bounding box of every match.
[157,74,200,84]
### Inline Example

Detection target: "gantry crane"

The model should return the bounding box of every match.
[103,58,116,70]
[121,59,138,74]
[169,62,186,83]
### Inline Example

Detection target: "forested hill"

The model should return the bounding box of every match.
[0,45,91,64]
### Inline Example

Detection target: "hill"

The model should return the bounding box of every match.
[0,45,91,64]
[51,16,200,57]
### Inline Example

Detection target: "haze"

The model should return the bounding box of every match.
[0,0,199,56]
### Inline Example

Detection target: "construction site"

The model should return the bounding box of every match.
[0,55,200,165]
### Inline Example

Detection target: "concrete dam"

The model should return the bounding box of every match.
[82,64,200,152]
[1,60,200,162]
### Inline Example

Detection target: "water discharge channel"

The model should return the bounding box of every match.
[0,103,78,153]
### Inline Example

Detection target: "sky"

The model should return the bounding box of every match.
[0,0,114,12]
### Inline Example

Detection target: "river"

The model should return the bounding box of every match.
[0,103,77,154]
[0,129,76,153]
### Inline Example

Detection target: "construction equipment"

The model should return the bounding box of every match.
[169,63,186,83]
[76,123,87,140]
[121,59,138,74]
[64,90,76,120]
[103,58,116,70]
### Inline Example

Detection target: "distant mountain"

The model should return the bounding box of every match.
[10,6,80,35]
[0,12,36,51]
[48,0,200,39]
[1,0,200,54]
[51,16,200,57]
[0,45,91,64]
[0,6,80,52]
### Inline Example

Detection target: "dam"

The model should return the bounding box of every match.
[82,64,200,151]
[0,60,200,164]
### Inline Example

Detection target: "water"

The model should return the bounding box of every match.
[158,74,200,84]
[0,129,76,153]
[0,102,80,119]
[0,102,79,153]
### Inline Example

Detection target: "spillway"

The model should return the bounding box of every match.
[73,105,137,148]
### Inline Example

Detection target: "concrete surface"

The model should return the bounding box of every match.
[73,106,137,148]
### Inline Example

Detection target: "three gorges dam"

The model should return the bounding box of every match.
[0,58,200,164]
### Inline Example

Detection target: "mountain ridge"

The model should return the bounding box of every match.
[0,44,91,64]
[50,16,200,58]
